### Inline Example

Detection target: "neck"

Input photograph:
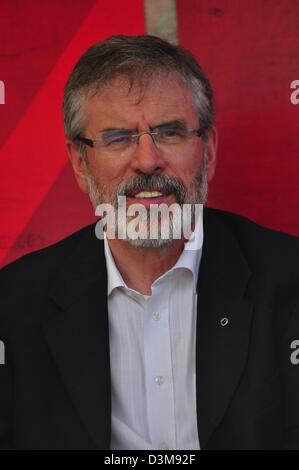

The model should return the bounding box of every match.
[107,238,185,295]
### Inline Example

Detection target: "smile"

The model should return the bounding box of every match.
[134,191,164,199]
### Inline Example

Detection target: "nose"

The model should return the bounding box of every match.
[130,132,166,174]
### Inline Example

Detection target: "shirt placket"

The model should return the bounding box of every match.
[143,281,176,450]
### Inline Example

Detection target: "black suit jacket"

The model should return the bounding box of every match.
[1,208,299,450]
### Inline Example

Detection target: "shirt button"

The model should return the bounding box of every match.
[160,442,169,450]
[155,375,164,385]
[152,311,161,321]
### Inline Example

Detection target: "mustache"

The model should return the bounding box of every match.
[116,174,187,205]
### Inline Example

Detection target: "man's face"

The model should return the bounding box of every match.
[67,74,217,247]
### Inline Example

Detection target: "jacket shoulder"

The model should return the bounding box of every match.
[0,224,96,311]
[205,207,299,243]
[205,207,299,277]
[1,223,94,272]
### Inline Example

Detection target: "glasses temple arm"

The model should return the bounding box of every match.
[74,136,95,148]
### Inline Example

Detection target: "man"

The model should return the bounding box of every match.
[0,35,299,450]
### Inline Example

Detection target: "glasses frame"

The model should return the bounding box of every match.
[74,127,207,149]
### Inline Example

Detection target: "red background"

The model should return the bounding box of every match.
[0,0,298,267]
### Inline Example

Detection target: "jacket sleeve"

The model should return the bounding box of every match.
[0,352,13,449]
[0,268,14,449]
[282,300,299,449]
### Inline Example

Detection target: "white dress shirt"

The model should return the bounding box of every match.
[104,214,203,450]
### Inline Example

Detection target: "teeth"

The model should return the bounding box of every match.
[134,191,164,198]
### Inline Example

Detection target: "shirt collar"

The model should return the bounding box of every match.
[104,235,126,296]
[104,208,203,296]
[169,210,203,291]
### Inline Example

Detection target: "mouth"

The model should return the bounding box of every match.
[125,189,174,206]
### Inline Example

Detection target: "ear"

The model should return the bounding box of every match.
[66,140,89,194]
[205,126,218,182]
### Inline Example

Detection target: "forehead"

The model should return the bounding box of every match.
[84,74,198,130]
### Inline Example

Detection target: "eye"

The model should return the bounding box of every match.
[110,135,130,145]
[158,127,187,141]
[101,131,132,146]
[161,128,180,137]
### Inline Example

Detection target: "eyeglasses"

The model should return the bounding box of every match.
[74,123,206,155]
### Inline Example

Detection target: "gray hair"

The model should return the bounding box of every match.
[63,35,215,159]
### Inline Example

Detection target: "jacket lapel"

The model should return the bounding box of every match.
[196,209,253,449]
[42,226,111,449]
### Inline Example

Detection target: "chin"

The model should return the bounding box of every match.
[125,236,175,249]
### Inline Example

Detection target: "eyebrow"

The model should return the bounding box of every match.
[98,127,132,134]
[97,120,189,134]
[151,120,188,130]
